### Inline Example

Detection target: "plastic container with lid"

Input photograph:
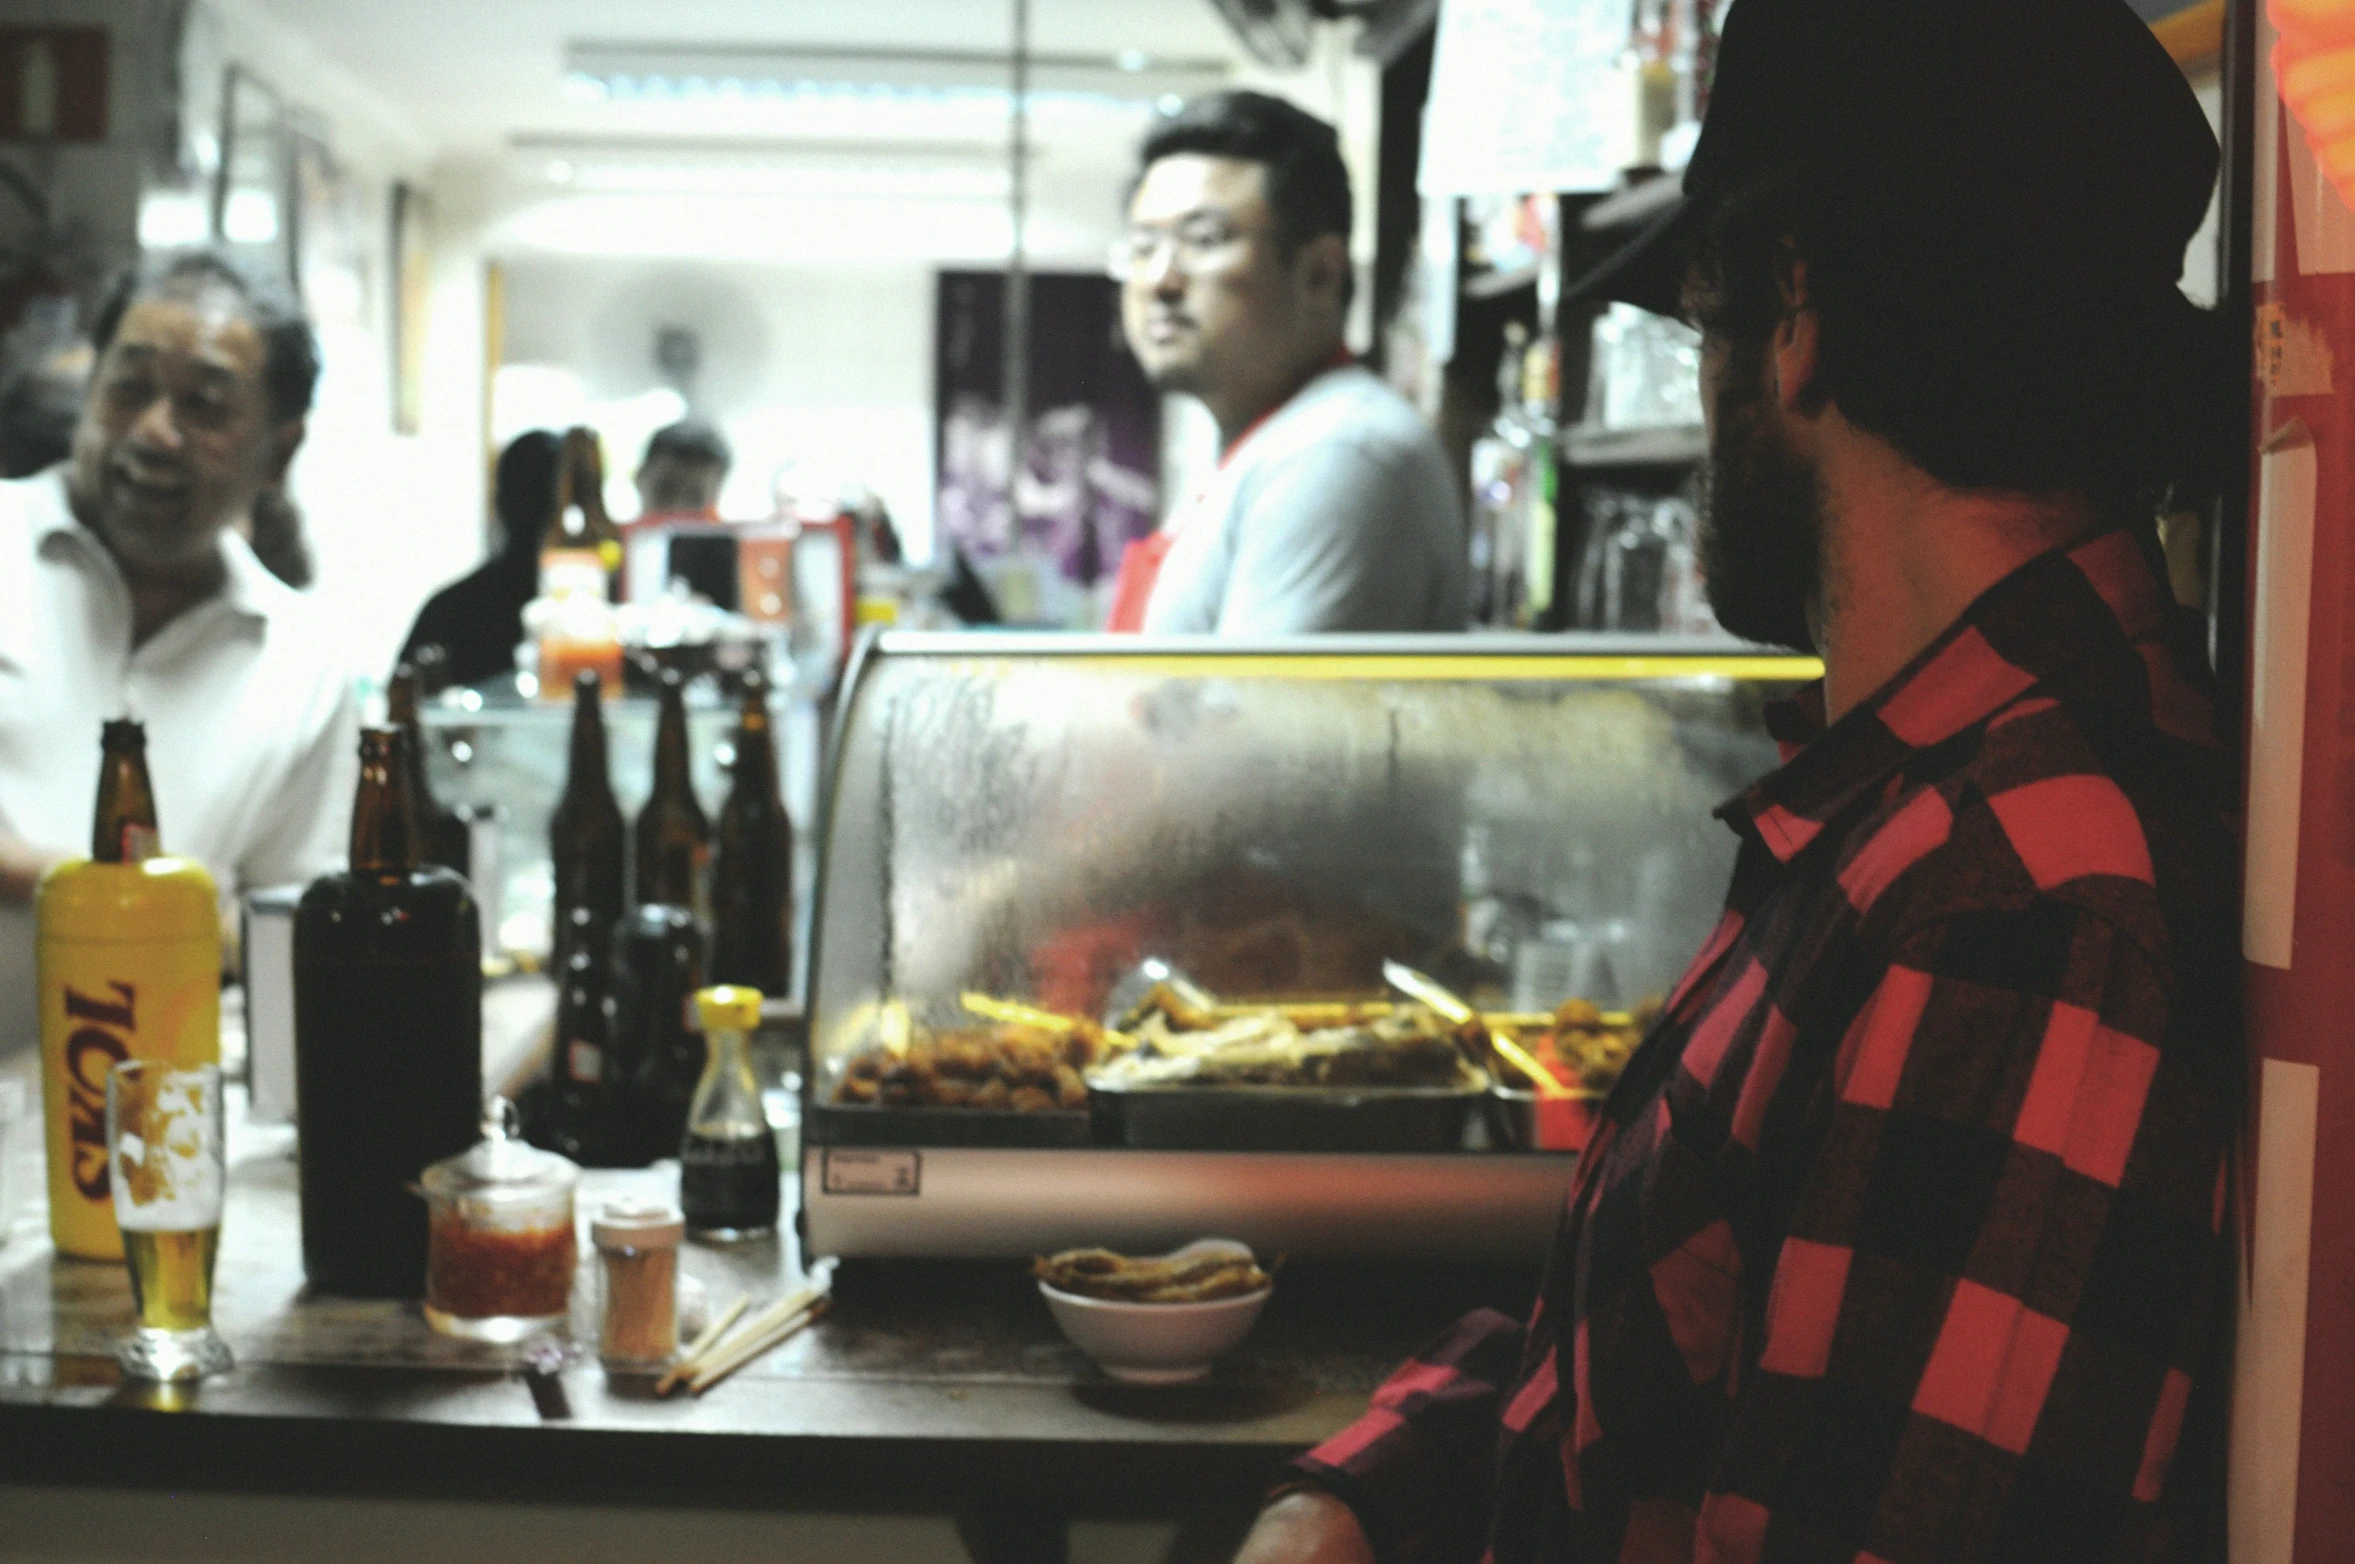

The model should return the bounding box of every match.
[421,1100,580,1341]
[592,1198,685,1368]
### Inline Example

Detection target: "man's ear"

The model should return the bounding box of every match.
[1296,233,1351,311]
[266,418,306,484]
[1770,257,1821,413]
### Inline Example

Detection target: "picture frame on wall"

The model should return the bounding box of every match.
[211,63,290,280]
[288,112,370,334]
[390,180,430,435]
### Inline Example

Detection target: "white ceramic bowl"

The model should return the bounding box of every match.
[1038,1239,1273,1384]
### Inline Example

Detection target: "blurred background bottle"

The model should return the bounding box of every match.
[612,903,705,1166]
[634,667,710,923]
[385,659,472,879]
[543,905,621,1166]
[548,667,624,974]
[710,669,792,999]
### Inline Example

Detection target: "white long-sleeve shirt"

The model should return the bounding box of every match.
[0,467,361,1055]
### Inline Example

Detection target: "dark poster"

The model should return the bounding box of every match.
[934,271,1159,604]
[0,28,107,143]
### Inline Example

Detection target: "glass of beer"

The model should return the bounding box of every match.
[105,1060,233,1381]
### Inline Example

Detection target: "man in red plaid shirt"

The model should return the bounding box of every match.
[1234,2,2235,1561]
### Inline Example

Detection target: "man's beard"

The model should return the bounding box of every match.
[1696,335,1824,653]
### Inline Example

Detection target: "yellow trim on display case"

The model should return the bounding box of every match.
[941,654,1825,684]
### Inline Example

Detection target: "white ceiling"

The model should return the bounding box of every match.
[241,0,1250,161]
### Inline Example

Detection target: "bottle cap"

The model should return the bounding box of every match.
[593,1198,685,1249]
[694,985,763,1033]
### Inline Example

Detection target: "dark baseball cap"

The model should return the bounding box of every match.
[1568,0,2220,318]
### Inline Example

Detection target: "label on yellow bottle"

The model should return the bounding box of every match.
[36,858,221,1261]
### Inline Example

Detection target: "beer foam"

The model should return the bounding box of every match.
[112,1075,222,1230]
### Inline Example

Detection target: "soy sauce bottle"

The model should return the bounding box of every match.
[680,986,778,1241]
[293,727,482,1297]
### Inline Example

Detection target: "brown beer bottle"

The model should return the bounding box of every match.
[91,717,161,863]
[544,905,621,1166]
[633,668,709,916]
[541,427,624,581]
[549,669,625,972]
[386,662,471,878]
[710,671,793,997]
[293,727,483,1297]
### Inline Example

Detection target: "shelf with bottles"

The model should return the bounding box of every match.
[1560,424,1706,469]
[410,673,821,980]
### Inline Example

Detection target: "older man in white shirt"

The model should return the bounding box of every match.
[0,248,359,1054]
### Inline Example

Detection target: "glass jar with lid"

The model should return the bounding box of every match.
[421,1099,580,1341]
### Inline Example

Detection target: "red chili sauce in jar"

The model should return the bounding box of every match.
[426,1209,577,1320]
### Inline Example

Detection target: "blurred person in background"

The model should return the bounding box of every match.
[635,417,731,519]
[1109,91,1463,635]
[397,428,563,688]
[0,246,359,1054]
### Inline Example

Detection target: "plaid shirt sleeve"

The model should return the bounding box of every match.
[1699,902,2228,1563]
[1289,1308,1529,1564]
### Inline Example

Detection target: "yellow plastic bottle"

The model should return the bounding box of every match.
[35,720,220,1261]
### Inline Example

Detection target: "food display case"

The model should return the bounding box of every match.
[801,634,1817,1260]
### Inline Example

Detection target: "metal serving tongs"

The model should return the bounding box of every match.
[1382,960,1577,1100]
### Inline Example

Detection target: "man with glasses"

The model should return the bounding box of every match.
[1107,91,1464,635]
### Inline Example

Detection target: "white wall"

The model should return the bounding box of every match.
[0,0,167,312]
[172,0,490,681]
[496,255,937,557]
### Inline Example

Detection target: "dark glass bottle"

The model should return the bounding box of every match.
[92,717,161,863]
[633,668,709,917]
[611,903,705,1166]
[548,668,624,973]
[386,662,471,878]
[544,906,620,1166]
[710,671,793,997]
[293,727,483,1297]
[540,426,625,587]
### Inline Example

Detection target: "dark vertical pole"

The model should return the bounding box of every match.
[1005,0,1032,526]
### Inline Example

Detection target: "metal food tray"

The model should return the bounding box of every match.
[808,1101,1093,1149]
[1086,1079,1486,1153]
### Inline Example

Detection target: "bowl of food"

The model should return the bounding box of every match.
[1033,1239,1273,1383]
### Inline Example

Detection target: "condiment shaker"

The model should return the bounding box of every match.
[593,1198,685,1368]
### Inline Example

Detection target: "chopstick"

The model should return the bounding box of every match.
[655,1291,751,1396]
[687,1295,831,1396]
[658,1278,830,1397]
[1491,1032,1578,1099]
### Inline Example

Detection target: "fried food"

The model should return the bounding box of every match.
[1034,1246,1272,1302]
[831,1016,1107,1111]
[1091,1004,1475,1090]
[1488,998,1657,1095]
